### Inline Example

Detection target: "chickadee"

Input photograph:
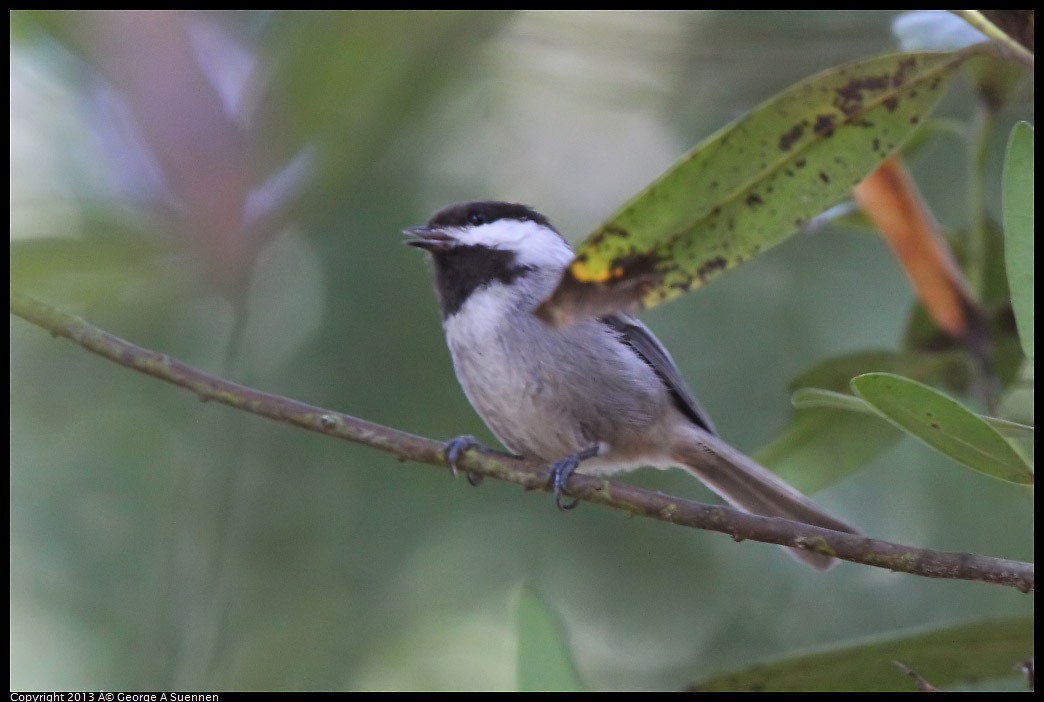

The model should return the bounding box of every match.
[406,200,857,570]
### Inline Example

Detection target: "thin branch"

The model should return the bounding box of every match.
[10,291,1034,592]
[952,11,1035,68]
[893,660,940,692]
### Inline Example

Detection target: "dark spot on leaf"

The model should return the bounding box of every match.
[884,96,899,112]
[696,256,727,282]
[910,115,920,124]
[745,193,764,209]
[852,118,874,128]
[929,77,941,90]
[711,206,722,217]
[930,422,940,430]
[778,124,804,151]
[892,57,916,87]
[710,180,719,189]
[909,90,918,98]
[784,169,795,178]
[834,74,890,115]
[795,158,807,168]
[813,114,836,137]
[794,217,807,227]
[727,218,735,231]
[872,137,880,152]
[819,171,830,183]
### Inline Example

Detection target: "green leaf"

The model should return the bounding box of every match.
[851,373,1033,484]
[1002,122,1034,360]
[537,50,974,325]
[791,388,876,414]
[516,588,585,692]
[792,388,1033,438]
[754,409,900,495]
[756,349,968,493]
[692,617,1033,692]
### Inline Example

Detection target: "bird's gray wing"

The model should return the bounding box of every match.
[600,313,717,436]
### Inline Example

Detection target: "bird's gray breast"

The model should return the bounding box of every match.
[443,281,668,461]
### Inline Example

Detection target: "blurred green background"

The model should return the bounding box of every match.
[10,10,1033,691]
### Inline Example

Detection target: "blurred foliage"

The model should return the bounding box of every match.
[692,616,1034,692]
[10,10,1033,691]
[515,588,586,691]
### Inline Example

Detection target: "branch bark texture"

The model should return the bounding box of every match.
[10,291,1034,592]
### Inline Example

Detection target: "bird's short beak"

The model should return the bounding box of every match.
[403,226,455,252]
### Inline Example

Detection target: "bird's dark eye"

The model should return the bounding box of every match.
[467,211,486,226]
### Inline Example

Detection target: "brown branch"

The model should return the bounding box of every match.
[10,291,1035,592]
[893,660,940,692]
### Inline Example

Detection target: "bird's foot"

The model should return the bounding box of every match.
[549,444,601,511]
[443,435,485,486]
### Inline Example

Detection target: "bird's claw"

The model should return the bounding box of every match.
[549,456,581,510]
[444,435,484,486]
[548,445,600,511]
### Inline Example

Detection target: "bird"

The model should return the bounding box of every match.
[405,200,858,570]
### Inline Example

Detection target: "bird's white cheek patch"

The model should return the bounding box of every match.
[460,220,575,269]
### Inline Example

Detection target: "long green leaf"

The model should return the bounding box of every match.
[851,373,1033,484]
[692,617,1033,692]
[792,387,1033,437]
[538,50,974,325]
[791,387,876,414]
[1002,122,1034,360]
[516,588,585,692]
[792,387,877,414]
